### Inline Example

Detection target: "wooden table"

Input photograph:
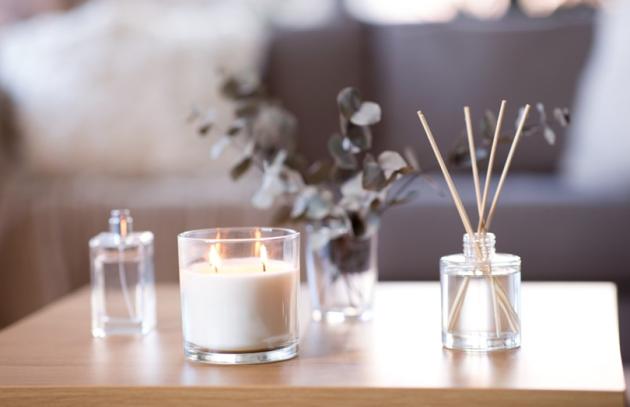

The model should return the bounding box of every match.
[0,282,625,406]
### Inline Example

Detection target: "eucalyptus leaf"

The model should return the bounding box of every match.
[251,150,288,209]
[221,75,261,99]
[536,102,547,123]
[291,187,317,218]
[403,147,421,171]
[543,126,556,145]
[362,154,387,191]
[230,157,251,180]
[328,134,357,170]
[362,210,381,238]
[227,120,244,137]
[346,124,372,151]
[198,122,212,136]
[553,107,570,127]
[282,167,305,194]
[342,136,360,154]
[350,102,381,126]
[337,87,362,120]
[252,171,284,209]
[305,189,333,220]
[253,105,297,158]
[341,173,364,198]
[378,151,408,179]
[210,136,230,160]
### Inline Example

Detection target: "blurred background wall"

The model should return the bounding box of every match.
[0,0,628,364]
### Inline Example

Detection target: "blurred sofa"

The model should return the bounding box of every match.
[1,1,629,361]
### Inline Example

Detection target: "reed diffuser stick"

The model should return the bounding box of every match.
[484,104,531,231]
[478,100,506,233]
[464,107,483,220]
[465,106,501,336]
[417,111,475,235]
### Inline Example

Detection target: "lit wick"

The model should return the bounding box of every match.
[260,244,268,273]
[209,245,221,274]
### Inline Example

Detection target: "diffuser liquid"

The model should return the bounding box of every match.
[441,271,520,350]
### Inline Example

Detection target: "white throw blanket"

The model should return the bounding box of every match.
[0,0,269,175]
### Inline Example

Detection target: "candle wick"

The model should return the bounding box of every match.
[262,263,266,273]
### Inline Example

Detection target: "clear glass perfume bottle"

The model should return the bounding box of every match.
[90,209,156,337]
[440,233,521,351]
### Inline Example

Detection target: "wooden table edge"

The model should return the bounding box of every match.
[0,385,625,407]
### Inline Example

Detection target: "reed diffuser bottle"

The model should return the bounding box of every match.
[441,233,520,350]
[90,209,156,337]
[417,101,531,351]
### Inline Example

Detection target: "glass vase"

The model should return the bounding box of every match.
[306,227,377,323]
[440,233,521,351]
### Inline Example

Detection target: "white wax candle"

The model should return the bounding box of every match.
[179,258,298,352]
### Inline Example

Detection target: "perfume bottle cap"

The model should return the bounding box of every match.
[109,209,133,237]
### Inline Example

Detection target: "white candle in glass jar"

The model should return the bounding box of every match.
[179,254,298,352]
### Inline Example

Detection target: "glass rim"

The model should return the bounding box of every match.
[178,227,299,243]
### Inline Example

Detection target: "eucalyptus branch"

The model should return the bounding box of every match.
[193,76,417,244]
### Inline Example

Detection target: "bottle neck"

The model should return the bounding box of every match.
[109,209,133,238]
[463,233,496,261]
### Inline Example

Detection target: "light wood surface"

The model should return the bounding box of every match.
[0,282,625,406]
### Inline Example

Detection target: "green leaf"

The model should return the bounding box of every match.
[230,157,252,180]
[337,87,362,120]
[328,134,357,170]
[350,101,381,126]
[362,154,387,191]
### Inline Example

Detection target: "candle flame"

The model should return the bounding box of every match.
[254,228,262,256]
[209,245,221,273]
[260,244,268,272]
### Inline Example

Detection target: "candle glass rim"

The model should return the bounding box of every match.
[178,227,299,244]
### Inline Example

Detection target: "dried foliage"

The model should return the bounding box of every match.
[191,75,420,249]
[449,103,570,167]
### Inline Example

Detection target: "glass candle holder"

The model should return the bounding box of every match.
[440,233,521,351]
[178,227,300,364]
